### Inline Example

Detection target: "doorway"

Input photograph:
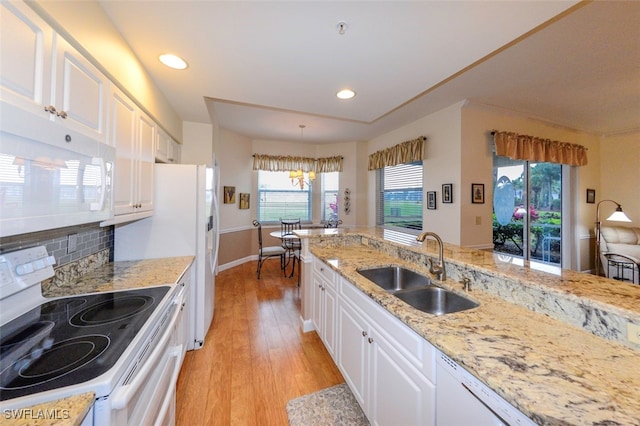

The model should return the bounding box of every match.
[492,154,562,265]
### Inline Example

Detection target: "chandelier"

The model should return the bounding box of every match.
[289,124,315,190]
[289,169,315,190]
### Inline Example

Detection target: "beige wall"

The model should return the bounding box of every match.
[600,131,639,224]
[30,0,183,141]
[182,122,213,166]
[461,103,602,270]
[366,101,465,243]
[216,129,365,269]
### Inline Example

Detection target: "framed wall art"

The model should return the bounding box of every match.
[471,183,485,204]
[223,186,236,204]
[427,191,437,210]
[442,184,453,203]
[586,188,595,204]
[239,193,250,209]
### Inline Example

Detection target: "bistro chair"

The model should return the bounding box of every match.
[280,218,302,250]
[252,220,286,279]
[280,218,302,280]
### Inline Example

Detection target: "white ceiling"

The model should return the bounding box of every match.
[99,1,640,144]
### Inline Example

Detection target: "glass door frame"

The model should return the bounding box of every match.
[493,154,573,269]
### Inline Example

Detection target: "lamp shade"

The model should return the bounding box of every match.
[606,207,631,222]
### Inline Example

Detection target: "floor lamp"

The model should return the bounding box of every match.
[595,199,632,276]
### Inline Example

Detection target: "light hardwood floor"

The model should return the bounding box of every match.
[176,260,344,425]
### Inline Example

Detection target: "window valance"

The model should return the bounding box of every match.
[252,154,343,173]
[368,137,426,170]
[493,131,588,166]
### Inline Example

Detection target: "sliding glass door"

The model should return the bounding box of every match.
[493,154,562,265]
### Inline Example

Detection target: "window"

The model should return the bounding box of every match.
[376,161,423,231]
[258,171,311,222]
[322,172,339,222]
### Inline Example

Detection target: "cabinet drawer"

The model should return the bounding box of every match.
[340,277,435,382]
[314,259,336,287]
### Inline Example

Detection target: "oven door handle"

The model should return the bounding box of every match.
[111,303,180,410]
[153,344,183,426]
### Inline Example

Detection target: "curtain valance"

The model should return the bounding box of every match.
[493,131,588,166]
[368,137,426,170]
[252,154,343,173]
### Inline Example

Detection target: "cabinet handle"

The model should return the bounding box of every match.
[44,105,57,115]
[368,337,374,344]
[57,110,68,119]
[362,331,367,337]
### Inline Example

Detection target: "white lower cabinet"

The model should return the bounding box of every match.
[311,259,337,357]
[336,275,436,426]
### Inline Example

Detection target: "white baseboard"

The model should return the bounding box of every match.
[300,317,315,333]
[218,255,256,272]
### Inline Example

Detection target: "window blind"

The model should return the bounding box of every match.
[376,161,423,231]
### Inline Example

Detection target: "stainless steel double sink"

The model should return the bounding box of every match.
[357,266,478,315]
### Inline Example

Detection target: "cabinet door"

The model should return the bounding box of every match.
[0,1,53,116]
[155,127,169,163]
[111,87,138,215]
[369,330,436,426]
[52,34,109,145]
[171,140,181,164]
[337,299,368,409]
[136,111,155,212]
[311,273,324,333]
[322,284,338,358]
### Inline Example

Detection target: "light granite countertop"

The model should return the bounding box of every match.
[42,256,194,297]
[8,256,194,425]
[299,227,640,426]
[1,393,94,426]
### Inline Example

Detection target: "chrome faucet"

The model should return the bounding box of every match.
[416,231,447,281]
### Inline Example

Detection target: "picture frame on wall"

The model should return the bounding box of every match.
[471,183,485,204]
[442,184,453,203]
[586,188,596,204]
[223,186,236,204]
[427,191,437,210]
[239,193,250,209]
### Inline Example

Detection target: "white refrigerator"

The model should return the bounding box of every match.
[114,163,219,350]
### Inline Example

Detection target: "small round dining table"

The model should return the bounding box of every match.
[269,230,301,240]
[269,231,300,278]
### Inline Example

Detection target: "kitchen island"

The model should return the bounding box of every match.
[296,227,640,425]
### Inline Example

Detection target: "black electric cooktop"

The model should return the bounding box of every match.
[0,286,170,401]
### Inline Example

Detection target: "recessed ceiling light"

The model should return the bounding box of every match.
[336,89,356,100]
[159,54,188,70]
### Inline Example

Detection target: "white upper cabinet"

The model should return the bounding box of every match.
[156,127,180,164]
[0,1,53,115]
[136,110,155,212]
[155,127,170,163]
[110,85,154,217]
[111,86,137,216]
[51,34,109,145]
[0,1,109,145]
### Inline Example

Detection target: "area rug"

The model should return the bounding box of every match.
[286,383,369,426]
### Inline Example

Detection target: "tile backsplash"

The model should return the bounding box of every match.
[0,223,114,267]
